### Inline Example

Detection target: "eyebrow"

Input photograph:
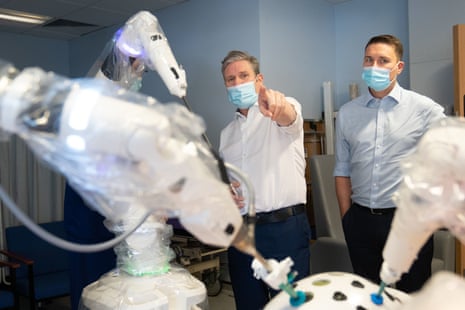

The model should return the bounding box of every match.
[364,56,391,60]
[226,71,250,78]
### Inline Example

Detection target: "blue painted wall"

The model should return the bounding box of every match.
[1,0,464,149]
[333,0,409,110]
[408,0,465,115]
[259,0,335,120]
[0,31,69,75]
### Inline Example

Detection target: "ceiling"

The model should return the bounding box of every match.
[0,0,351,41]
[0,0,188,40]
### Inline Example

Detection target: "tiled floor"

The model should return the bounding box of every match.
[207,283,236,310]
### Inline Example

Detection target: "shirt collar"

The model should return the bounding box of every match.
[234,102,258,119]
[364,82,402,107]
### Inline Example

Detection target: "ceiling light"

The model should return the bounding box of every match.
[0,8,50,25]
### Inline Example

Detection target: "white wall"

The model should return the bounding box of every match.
[408,0,465,115]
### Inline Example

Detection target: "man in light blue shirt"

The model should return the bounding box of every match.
[334,34,445,293]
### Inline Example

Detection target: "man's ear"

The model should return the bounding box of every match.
[396,61,405,75]
[256,73,264,83]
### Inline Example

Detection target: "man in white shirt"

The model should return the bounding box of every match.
[219,50,311,309]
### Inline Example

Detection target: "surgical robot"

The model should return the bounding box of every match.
[0,59,246,309]
[0,12,306,309]
[80,10,202,308]
[88,10,187,99]
[378,116,465,310]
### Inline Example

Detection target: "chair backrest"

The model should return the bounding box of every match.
[310,154,345,241]
[5,221,69,279]
[432,229,456,274]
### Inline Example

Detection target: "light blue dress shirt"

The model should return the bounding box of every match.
[334,83,445,209]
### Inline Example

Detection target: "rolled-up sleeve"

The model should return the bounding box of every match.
[280,97,303,135]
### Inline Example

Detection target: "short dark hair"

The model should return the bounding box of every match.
[365,34,403,60]
[221,50,260,76]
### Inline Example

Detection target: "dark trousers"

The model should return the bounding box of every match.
[228,212,311,310]
[342,203,433,293]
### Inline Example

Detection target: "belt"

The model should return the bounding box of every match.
[243,204,306,225]
[353,203,395,215]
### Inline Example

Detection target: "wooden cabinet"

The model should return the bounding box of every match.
[303,120,325,233]
[453,24,465,275]
[454,24,465,117]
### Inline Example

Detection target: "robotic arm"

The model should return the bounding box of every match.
[89,10,187,98]
[380,117,465,285]
[0,60,243,249]
[0,59,307,308]
[0,12,305,308]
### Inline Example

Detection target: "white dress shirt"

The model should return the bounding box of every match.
[219,97,306,215]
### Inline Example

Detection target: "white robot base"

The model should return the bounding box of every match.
[80,265,207,310]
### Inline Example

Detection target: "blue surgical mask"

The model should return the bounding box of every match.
[227,81,257,109]
[362,66,394,91]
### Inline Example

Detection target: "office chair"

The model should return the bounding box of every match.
[2,221,70,309]
[432,229,456,273]
[0,258,19,310]
[309,154,353,274]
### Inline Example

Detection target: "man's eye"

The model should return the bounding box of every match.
[239,73,249,79]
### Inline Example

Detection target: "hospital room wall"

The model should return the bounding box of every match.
[130,0,404,148]
[408,0,465,116]
[120,0,334,149]
[0,0,464,149]
[68,0,334,149]
[0,31,69,75]
[332,0,409,110]
[333,0,465,115]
